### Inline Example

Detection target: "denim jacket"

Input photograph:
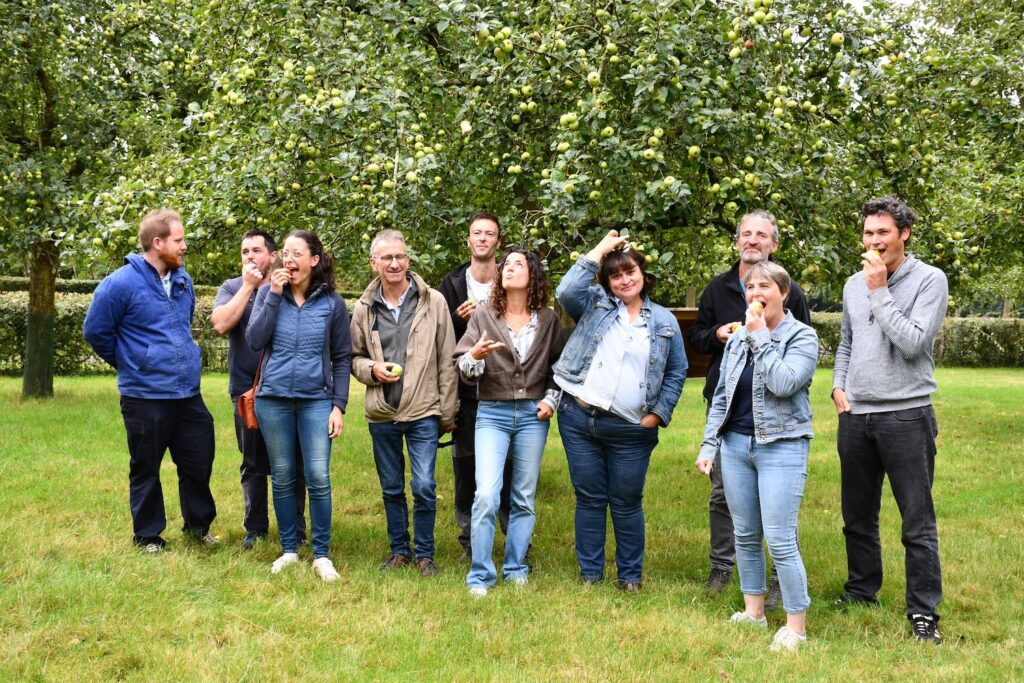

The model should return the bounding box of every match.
[698,311,819,462]
[553,256,686,426]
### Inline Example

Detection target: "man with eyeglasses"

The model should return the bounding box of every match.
[350,229,458,578]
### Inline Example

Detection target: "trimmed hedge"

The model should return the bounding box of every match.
[0,293,1020,376]
[811,312,1024,368]
[0,276,220,297]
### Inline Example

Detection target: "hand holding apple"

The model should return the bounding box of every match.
[456,299,477,321]
[372,362,402,383]
[861,250,887,291]
[269,267,290,294]
[241,262,263,288]
[745,301,766,331]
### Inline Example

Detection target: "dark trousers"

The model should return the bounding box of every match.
[452,404,512,552]
[119,395,217,546]
[838,406,943,618]
[232,398,306,538]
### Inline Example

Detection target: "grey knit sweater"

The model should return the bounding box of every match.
[833,255,948,414]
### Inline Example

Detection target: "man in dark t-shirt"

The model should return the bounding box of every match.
[212,229,306,549]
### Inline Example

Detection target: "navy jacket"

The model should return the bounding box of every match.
[246,284,352,413]
[83,253,201,399]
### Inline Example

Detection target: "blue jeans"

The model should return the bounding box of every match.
[255,397,333,559]
[368,416,440,560]
[557,396,659,583]
[467,400,549,588]
[720,430,810,613]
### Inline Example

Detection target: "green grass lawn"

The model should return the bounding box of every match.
[2,369,1023,681]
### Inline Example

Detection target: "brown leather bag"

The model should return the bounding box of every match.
[238,351,264,430]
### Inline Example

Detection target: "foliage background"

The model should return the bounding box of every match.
[2,0,1022,305]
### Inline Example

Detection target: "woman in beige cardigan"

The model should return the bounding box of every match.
[453,247,564,597]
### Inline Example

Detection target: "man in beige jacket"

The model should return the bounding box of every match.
[350,229,458,577]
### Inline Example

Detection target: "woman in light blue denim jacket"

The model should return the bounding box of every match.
[554,230,687,591]
[695,261,819,652]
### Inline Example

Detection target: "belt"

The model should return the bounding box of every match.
[573,396,614,417]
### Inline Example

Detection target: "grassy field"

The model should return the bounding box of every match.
[2,368,1023,681]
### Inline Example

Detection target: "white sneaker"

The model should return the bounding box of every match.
[270,552,300,574]
[770,626,807,652]
[509,576,528,586]
[468,586,488,598]
[312,557,340,582]
[729,611,768,628]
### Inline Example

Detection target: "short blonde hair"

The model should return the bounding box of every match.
[743,261,791,301]
[138,209,182,251]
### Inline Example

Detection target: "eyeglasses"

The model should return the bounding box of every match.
[374,254,409,264]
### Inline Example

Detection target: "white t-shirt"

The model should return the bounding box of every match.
[465,269,493,305]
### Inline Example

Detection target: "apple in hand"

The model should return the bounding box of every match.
[390,364,403,377]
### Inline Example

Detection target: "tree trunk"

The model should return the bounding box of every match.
[22,239,60,398]
[1002,298,1013,318]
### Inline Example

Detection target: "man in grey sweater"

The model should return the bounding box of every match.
[832,196,948,645]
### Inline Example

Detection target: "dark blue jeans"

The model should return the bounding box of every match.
[838,406,942,618]
[255,397,334,559]
[119,395,217,546]
[557,397,659,584]
[368,416,440,560]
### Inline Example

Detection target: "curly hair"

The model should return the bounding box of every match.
[489,247,549,317]
[861,195,917,244]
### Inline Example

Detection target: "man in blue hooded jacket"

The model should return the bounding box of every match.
[84,209,217,552]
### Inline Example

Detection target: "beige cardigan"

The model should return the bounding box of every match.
[452,304,564,401]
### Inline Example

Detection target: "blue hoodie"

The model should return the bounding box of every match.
[83,253,201,399]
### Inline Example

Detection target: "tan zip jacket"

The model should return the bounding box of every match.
[350,271,458,424]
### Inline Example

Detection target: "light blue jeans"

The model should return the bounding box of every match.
[720,430,811,613]
[467,399,549,589]
[255,397,333,559]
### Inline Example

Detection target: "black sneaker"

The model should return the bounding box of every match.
[705,567,733,593]
[910,614,943,645]
[242,532,267,550]
[764,575,783,612]
[833,592,879,608]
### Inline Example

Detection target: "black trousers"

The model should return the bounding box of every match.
[232,398,306,538]
[838,406,943,618]
[452,402,511,552]
[119,395,217,545]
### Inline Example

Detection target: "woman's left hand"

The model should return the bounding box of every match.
[640,413,662,428]
[328,406,344,439]
[536,402,554,421]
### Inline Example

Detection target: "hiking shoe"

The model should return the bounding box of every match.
[770,626,807,652]
[379,553,410,571]
[833,592,879,608]
[729,611,768,628]
[910,614,943,645]
[706,567,733,593]
[242,532,267,550]
[312,557,341,582]
[765,575,783,612]
[468,586,488,598]
[416,557,439,577]
[271,552,300,574]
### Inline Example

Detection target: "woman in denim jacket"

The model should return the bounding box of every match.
[554,230,687,591]
[695,261,819,652]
